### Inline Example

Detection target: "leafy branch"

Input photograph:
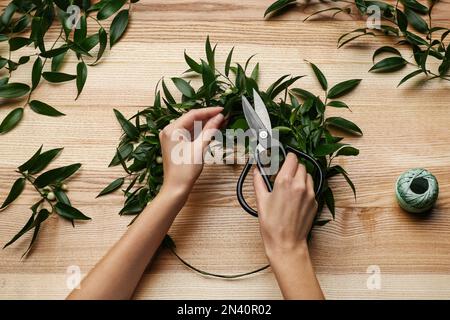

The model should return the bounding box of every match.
[0,145,90,257]
[99,37,363,277]
[265,0,450,86]
[0,0,139,135]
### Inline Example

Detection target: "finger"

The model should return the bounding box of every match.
[198,112,225,150]
[295,162,307,184]
[305,173,316,196]
[277,152,298,178]
[253,168,269,201]
[172,107,223,131]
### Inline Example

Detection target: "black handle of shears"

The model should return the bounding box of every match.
[236,146,324,218]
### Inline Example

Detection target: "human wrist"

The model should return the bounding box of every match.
[265,240,310,266]
[160,181,191,201]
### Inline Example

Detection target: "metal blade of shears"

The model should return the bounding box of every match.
[252,89,272,136]
[241,95,268,135]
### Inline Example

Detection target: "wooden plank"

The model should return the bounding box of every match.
[0,0,449,299]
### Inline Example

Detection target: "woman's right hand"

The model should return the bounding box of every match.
[253,152,324,299]
[253,152,318,258]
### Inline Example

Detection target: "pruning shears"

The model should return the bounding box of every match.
[236,89,324,217]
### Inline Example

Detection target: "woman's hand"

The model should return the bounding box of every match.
[253,153,324,299]
[159,107,224,195]
[253,152,318,257]
[67,106,224,300]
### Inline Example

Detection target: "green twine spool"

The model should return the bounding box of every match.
[396,168,439,214]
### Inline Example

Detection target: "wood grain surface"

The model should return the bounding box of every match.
[0,0,449,299]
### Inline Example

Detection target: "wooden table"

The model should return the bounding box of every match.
[1,0,449,299]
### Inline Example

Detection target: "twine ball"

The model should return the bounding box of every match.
[395,168,439,214]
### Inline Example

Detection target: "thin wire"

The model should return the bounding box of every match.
[169,247,270,279]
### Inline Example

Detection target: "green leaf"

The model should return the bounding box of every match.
[273,126,292,133]
[230,118,249,130]
[119,198,145,215]
[22,208,49,257]
[42,72,76,83]
[80,34,100,52]
[53,0,70,10]
[0,177,26,210]
[303,7,347,22]
[251,63,260,81]
[76,61,88,99]
[0,108,24,134]
[369,56,408,73]
[110,9,129,47]
[400,0,428,15]
[1,3,16,26]
[404,7,428,34]
[17,207,48,256]
[51,49,67,72]
[114,109,140,140]
[405,31,428,46]
[12,15,30,34]
[225,47,234,77]
[314,219,331,226]
[335,146,360,156]
[315,143,345,156]
[205,36,215,69]
[9,37,32,51]
[74,15,87,43]
[28,148,64,175]
[29,100,65,117]
[184,51,202,73]
[269,76,304,99]
[39,46,69,58]
[109,143,133,167]
[290,88,316,101]
[86,1,105,12]
[327,79,361,99]
[93,27,107,64]
[97,178,125,197]
[34,163,82,188]
[161,80,176,104]
[55,202,91,220]
[18,56,30,65]
[54,189,71,206]
[264,0,297,17]
[172,77,195,98]
[18,145,43,172]
[3,209,36,249]
[307,61,328,91]
[324,187,335,219]
[338,30,375,48]
[372,46,402,63]
[31,57,42,91]
[326,117,363,136]
[97,0,127,20]
[0,83,30,98]
[327,101,350,109]
[398,69,423,86]
[327,165,356,198]
[396,9,408,32]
